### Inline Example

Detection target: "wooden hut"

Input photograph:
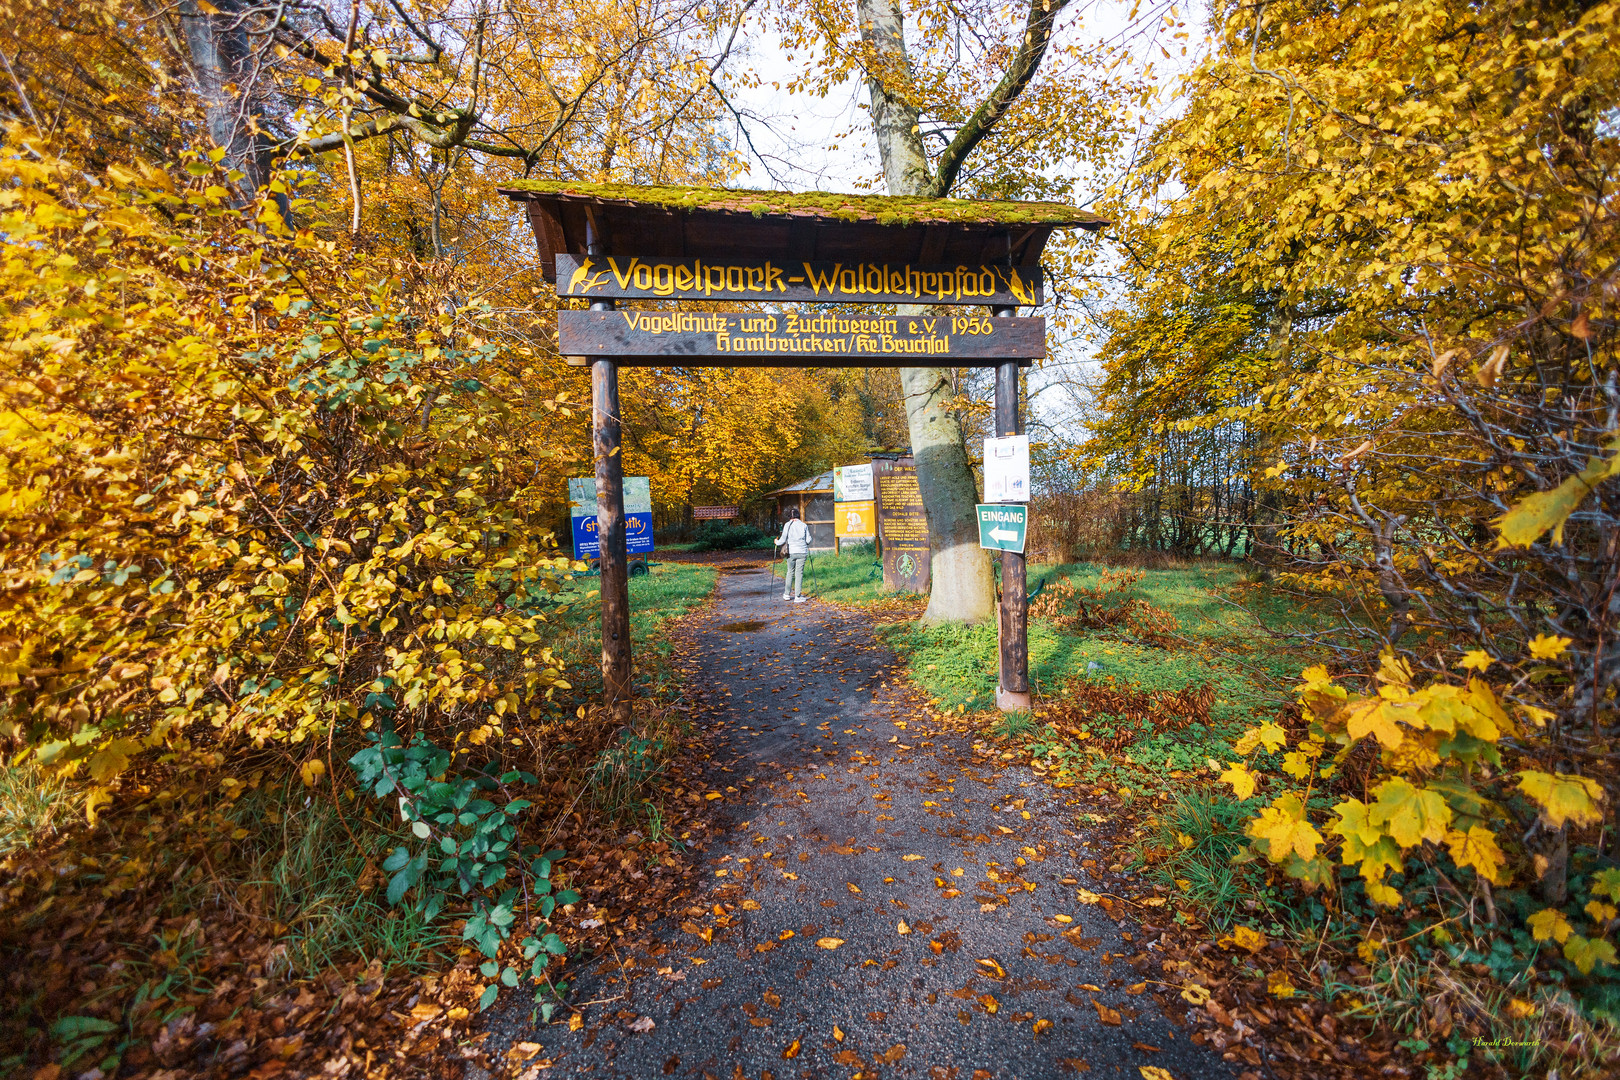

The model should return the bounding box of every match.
[766,471,835,552]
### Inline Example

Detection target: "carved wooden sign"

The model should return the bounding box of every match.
[558,309,1044,367]
[557,254,1043,307]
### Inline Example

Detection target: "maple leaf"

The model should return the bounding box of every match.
[1457,650,1491,672]
[1527,633,1573,661]
[1590,869,1620,902]
[1219,762,1257,800]
[1527,908,1572,944]
[1344,698,1406,749]
[1518,770,1604,828]
[1298,665,1335,692]
[1256,720,1287,751]
[1495,446,1620,548]
[1444,825,1506,883]
[1369,778,1452,848]
[1266,971,1296,998]
[1563,934,1617,975]
[1280,751,1312,779]
[1218,926,1266,953]
[1584,900,1618,923]
[1247,794,1323,862]
[1365,880,1403,907]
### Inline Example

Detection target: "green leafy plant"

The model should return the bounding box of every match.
[348,730,578,1013]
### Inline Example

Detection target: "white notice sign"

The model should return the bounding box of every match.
[983,435,1030,504]
[834,463,875,503]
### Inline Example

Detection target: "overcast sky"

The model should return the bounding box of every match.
[716,2,1206,444]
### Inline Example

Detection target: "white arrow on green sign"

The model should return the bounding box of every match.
[976,503,1028,554]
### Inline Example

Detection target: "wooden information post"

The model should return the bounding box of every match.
[500,182,1107,719]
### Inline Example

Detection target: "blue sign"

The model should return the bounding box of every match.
[572,512,654,558]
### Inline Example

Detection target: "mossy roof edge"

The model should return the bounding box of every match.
[498,180,1107,228]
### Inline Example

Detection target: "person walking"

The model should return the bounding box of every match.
[775,508,811,602]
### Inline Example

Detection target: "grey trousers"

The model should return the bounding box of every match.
[782,555,805,597]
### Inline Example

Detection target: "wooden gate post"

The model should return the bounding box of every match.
[588,217,633,725]
[992,306,1031,712]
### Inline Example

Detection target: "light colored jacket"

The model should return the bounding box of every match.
[776,518,810,556]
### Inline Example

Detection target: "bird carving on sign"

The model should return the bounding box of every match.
[566,258,608,295]
[1005,267,1036,307]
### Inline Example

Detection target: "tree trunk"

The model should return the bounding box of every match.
[178,0,277,196]
[858,0,995,624]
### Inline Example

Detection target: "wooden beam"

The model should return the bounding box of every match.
[992,308,1031,713]
[586,212,632,726]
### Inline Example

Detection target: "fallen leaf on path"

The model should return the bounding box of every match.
[832,1025,844,1042]
[763,989,781,1008]
[1076,889,1101,904]
[704,792,723,800]
[1138,897,1166,907]
[1033,1018,1053,1035]
[978,993,998,1014]
[1179,983,1210,1005]
[902,854,923,861]
[1059,1060,1090,1074]
[782,1039,801,1059]
[741,899,760,911]
[1140,1068,1173,1080]
[817,937,845,949]
[569,1013,584,1031]
[1219,925,1267,953]
[629,1016,655,1033]
[898,920,910,934]
[1053,914,1072,923]
[976,957,1007,978]
[876,1044,907,1064]
[1132,1041,1162,1053]
[1093,1000,1122,1026]
[1126,982,1146,995]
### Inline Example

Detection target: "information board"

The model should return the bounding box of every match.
[833,500,876,538]
[983,434,1030,504]
[834,463,874,503]
[570,476,654,558]
[557,254,1043,307]
[559,309,1043,366]
[874,460,929,593]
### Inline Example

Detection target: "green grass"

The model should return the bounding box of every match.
[544,561,717,697]
[0,764,79,857]
[1134,791,1273,932]
[771,544,900,605]
[869,558,1334,792]
[230,785,450,976]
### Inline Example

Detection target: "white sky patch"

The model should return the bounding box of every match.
[714,1,1213,445]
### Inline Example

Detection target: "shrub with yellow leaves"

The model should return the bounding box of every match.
[0,139,581,813]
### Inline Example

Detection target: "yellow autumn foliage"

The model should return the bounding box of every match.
[0,143,583,808]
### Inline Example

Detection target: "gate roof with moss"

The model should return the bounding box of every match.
[497,180,1107,283]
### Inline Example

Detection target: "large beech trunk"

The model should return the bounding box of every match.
[858,0,996,625]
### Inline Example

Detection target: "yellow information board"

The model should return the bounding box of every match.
[834,500,876,538]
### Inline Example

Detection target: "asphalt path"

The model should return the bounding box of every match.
[490,564,1236,1080]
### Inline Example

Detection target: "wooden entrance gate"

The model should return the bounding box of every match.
[499,182,1106,722]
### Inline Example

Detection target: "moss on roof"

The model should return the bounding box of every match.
[498,180,1106,228]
